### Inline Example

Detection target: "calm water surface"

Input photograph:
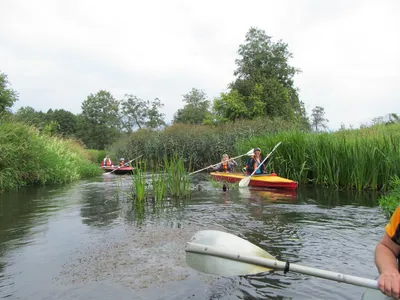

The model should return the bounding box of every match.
[0,174,389,299]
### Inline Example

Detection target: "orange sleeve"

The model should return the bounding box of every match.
[385,206,400,243]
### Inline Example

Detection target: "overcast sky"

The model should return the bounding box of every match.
[1,0,399,130]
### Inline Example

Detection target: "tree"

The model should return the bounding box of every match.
[120,94,150,131]
[50,109,77,136]
[0,71,18,113]
[173,88,211,124]
[213,27,308,124]
[79,90,121,149]
[311,106,329,131]
[81,90,120,128]
[146,98,166,129]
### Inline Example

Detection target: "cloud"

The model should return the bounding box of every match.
[1,0,399,129]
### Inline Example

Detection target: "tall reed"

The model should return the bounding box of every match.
[151,169,167,202]
[164,154,191,198]
[236,124,400,191]
[130,161,148,203]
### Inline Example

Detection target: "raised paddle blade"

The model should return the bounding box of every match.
[246,149,255,156]
[185,230,275,276]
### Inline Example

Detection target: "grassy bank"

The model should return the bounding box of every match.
[0,117,102,192]
[378,176,400,216]
[237,123,400,191]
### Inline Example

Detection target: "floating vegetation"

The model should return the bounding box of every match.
[128,154,191,204]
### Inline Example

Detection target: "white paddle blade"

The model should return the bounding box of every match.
[185,230,275,276]
[238,176,251,188]
[246,149,254,156]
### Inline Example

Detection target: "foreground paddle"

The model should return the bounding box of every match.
[239,142,282,188]
[185,230,379,290]
[189,149,254,175]
[103,154,143,175]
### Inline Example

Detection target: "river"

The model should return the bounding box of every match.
[0,173,389,299]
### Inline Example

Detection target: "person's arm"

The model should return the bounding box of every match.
[375,207,400,298]
[211,163,221,171]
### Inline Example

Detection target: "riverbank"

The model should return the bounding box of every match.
[0,117,102,192]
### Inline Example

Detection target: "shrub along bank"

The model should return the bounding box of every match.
[0,117,102,192]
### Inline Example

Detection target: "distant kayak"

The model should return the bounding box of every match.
[210,172,298,190]
[101,166,134,175]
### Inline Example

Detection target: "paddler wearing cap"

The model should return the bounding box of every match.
[245,147,267,175]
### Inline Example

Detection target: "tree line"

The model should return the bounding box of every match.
[0,27,336,150]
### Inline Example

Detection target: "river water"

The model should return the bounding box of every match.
[0,173,389,299]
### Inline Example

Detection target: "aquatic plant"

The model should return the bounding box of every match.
[151,170,167,202]
[130,161,148,203]
[164,154,191,198]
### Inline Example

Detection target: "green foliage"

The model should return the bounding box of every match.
[86,149,107,163]
[0,71,18,113]
[173,88,211,125]
[378,175,400,216]
[236,123,400,191]
[131,162,148,203]
[146,97,166,129]
[213,27,307,125]
[0,117,101,192]
[81,90,120,127]
[120,94,166,131]
[163,154,191,198]
[108,118,303,172]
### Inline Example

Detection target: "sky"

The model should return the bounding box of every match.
[1,0,399,130]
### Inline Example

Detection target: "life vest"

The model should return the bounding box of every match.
[246,155,262,174]
[103,158,112,166]
[221,161,229,172]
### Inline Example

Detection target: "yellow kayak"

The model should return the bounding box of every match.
[210,172,298,190]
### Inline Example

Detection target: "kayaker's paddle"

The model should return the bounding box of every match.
[189,149,254,176]
[103,154,143,175]
[238,142,282,188]
[185,230,379,290]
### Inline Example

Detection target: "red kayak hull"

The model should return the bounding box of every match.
[101,166,134,175]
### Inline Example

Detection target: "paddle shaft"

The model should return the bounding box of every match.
[239,142,282,187]
[250,142,281,177]
[186,242,378,290]
[104,155,143,175]
[189,152,250,175]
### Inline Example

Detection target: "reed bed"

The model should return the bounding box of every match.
[236,123,400,191]
[0,118,102,192]
[129,155,191,203]
[107,117,301,172]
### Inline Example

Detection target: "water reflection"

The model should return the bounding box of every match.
[0,173,389,300]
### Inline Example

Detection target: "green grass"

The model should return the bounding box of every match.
[0,117,102,192]
[236,124,400,191]
[378,175,400,216]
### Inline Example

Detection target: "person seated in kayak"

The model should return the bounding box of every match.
[119,158,125,167]
[245,148,267,175]
[211,154,238,173]
[102,155,113,167]
[375,206,400,299]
